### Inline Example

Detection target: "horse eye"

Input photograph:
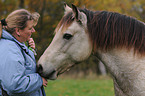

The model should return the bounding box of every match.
[63,33,73,40]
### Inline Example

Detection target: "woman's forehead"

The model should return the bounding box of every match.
[26,20,34,27]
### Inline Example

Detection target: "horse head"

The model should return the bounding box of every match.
[37,4,92,80]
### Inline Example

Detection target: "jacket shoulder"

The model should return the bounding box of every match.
[0,39,23,58]
[0,39,20,50]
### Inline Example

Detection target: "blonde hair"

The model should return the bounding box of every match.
[0,9,40,37]
[32,12,40,26]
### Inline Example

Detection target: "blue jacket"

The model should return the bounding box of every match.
[0,30,46,96]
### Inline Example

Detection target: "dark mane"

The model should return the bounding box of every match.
[86,9,145,55]
[56,8,145,55]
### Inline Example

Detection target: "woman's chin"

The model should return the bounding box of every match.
[27,37,31,41]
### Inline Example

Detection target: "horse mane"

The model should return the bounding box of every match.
[85,9,145,55]
[56,8,145,56]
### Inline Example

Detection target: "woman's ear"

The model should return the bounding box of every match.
[15,28,20,36]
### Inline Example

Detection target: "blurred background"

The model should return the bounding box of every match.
[0,0,144,77]
[1,0,144,95]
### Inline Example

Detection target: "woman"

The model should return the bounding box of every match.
[0,9,47,96]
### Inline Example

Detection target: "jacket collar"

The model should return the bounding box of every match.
[2,29,29,54]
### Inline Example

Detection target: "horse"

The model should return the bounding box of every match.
[37,3,145,96]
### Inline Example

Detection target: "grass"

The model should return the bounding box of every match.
[45,75,114,96]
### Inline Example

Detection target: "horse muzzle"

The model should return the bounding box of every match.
[37,64,58,80]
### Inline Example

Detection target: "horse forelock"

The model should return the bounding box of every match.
[55,8,93,34]
[55,12,74,34]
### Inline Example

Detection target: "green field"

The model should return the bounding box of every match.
[45,76,114,96]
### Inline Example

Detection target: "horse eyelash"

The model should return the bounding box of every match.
[63,33,73,40]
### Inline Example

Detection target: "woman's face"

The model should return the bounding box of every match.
[19,20,35,42]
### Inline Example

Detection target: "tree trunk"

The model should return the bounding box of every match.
[19,0,24,8]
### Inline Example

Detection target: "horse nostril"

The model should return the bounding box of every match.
[37,64,43,74]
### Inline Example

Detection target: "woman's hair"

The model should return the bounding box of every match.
[32,12,40,26]
[0,9,40,37]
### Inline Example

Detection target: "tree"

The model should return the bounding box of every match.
[19,0,24,8]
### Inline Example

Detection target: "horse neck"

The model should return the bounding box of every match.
[94,48,145,95]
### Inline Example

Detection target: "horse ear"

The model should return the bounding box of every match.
[71,4,87,25]
[64,3,72,15]
[71,4,79,20]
